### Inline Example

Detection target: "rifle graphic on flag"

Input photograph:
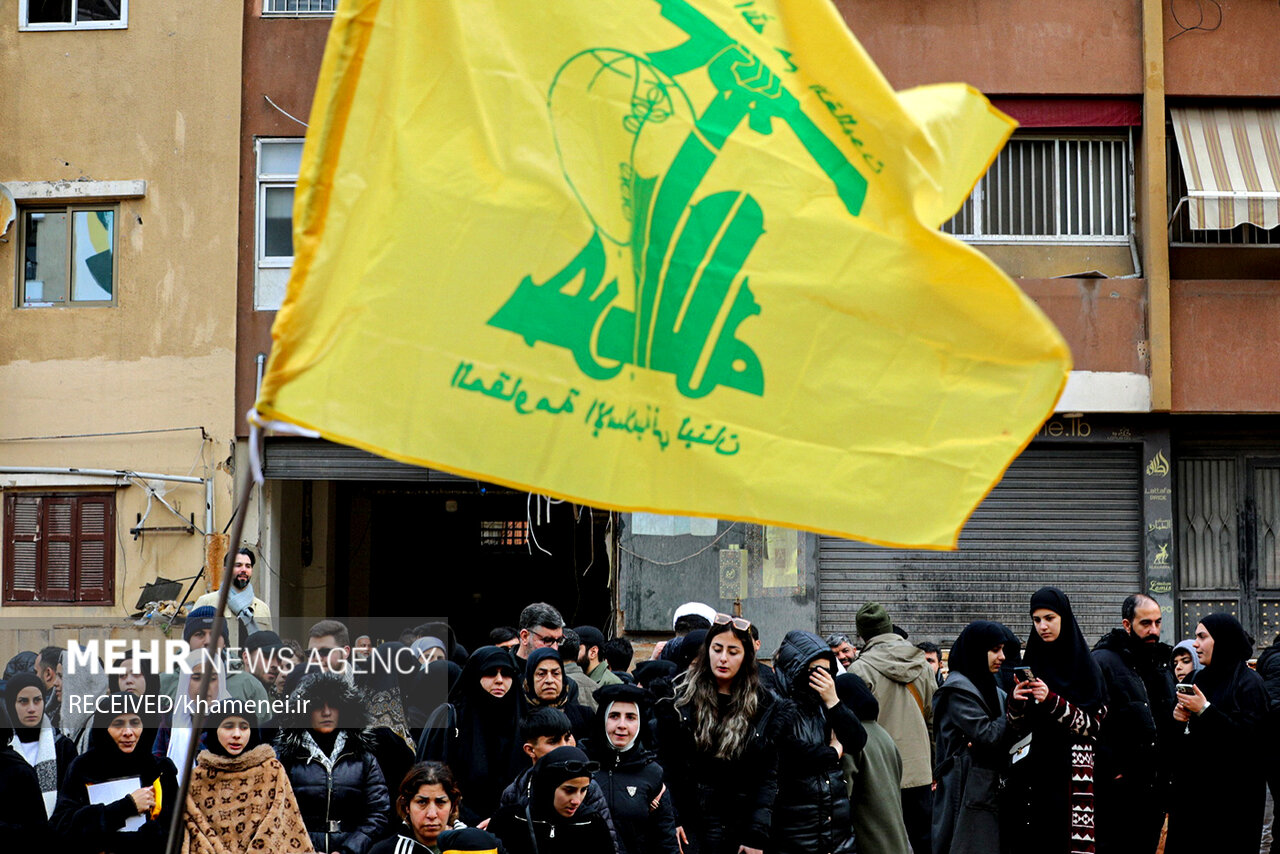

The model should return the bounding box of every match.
[255,0,1071,549]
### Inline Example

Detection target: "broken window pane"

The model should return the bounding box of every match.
[71,209,114,301]
[23,210,68,304]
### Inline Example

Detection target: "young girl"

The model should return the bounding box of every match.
[488,745,614,854]
[181,702,313,853]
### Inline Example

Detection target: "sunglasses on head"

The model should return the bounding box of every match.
[713,613,752,632]
[550,759,600,775]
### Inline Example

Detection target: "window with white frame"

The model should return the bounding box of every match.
[17,205,117,307]
[256,139,304,310]
[263,0,337,15]
[942,134,1133,243]
[20,0,127,30]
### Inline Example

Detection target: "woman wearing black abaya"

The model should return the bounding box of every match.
[417,645,525,826]
[932,620,1025,854]
[51,694,179,854]
[1006,587,1107,854]
[1165,613,1267,854]
[0,706,49,845]
[5,671,78,820]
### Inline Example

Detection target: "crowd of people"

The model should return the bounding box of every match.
[1,572,1278,854]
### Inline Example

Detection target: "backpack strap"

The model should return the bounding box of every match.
[906,681,926,717]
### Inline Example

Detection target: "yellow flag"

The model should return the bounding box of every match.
[256,0,1071,549]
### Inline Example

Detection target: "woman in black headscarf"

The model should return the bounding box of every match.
[488,744,614,854]
[5,671,78,820]
[417,645,525,826]
[51,693,179,854]
[518,648,592,739]
[1165,613,1267,854]
[0,705,49,845]
[1006,587,1107,854]
[932,620,1024,854]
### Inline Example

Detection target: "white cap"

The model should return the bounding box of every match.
[672,601,717,630]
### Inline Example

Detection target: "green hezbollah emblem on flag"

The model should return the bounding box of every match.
[488,0,868,399]
[257,0,1072,548]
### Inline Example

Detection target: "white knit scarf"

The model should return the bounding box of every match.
[10,716,58,817]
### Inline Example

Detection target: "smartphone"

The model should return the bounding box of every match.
[1176,683,1196,695]
[1013,666,1034,683]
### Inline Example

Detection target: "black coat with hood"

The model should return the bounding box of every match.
[1091,628,1176,787]
[581,683,678,854]
[488,746,616,854]
[276,673,390,854]
[770,630,865,854]
[50,694,180,854]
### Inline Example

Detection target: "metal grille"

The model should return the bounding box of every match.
[818,445,1142,647]
[1177,458,1238,591]
[1259,465,1280,589]
[1167,137,1280,246]
[942,136,1132,243]
[480,520,528,548]
[263,0,337,13]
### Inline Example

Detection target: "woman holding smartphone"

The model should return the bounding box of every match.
[1006,587,1106,854]
[1165,613,1267,854]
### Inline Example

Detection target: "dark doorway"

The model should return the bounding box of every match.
[332,481,612,652]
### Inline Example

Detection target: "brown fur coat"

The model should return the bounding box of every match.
[181,744,315,854]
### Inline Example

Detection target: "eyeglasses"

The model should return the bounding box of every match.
[529,630,564,647]
[713,613,752,632]
[550,759,600,775]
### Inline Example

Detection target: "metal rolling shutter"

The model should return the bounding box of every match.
[262,438,472,482]
[819,444,1141,647]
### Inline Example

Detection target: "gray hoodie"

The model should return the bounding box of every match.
[848,632,935,788]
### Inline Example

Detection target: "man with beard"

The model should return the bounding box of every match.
[193,547,273,646]
[1091,593,1177,854]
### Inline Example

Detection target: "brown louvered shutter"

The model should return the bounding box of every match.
[76,495,114,603]
[4,494,41,602]
[42,498,76,601]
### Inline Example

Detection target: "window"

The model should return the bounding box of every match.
[20,0,127,30]
[4,493,115,604]
[263,0,336,15]
[18,205,116,307]
[480,520,529,548]
[257,138,304,310]
[942,134,1133,243]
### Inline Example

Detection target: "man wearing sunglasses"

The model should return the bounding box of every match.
[516,602,566,671]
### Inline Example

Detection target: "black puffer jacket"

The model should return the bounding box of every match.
[771,630,865,854]
[1091,629,1176,785]
[277,727,389,854]
[1255,640,1280,711]
[276,674,389,854]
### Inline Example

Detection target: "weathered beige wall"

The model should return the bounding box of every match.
[0,5,243,640]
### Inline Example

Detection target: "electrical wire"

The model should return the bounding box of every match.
[616,522,739,566]
[1169,0,1222,39]
[0,426,209,442]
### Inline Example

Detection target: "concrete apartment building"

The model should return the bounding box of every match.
[0,2,243,660]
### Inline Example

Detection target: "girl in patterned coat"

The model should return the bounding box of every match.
[1006,587,1107,854]
[181,701,314,854]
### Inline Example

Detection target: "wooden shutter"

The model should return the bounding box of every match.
[4,495,41,602]
[4,492,116,605]
[76,495,114,603]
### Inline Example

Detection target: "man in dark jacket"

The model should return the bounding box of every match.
[1091,593,1177,854]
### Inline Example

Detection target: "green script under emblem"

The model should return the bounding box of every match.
[488,0,868,399]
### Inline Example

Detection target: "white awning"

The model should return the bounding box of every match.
[1171,107,1280,231]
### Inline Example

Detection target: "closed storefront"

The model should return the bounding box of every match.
[819,440,1145,647]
